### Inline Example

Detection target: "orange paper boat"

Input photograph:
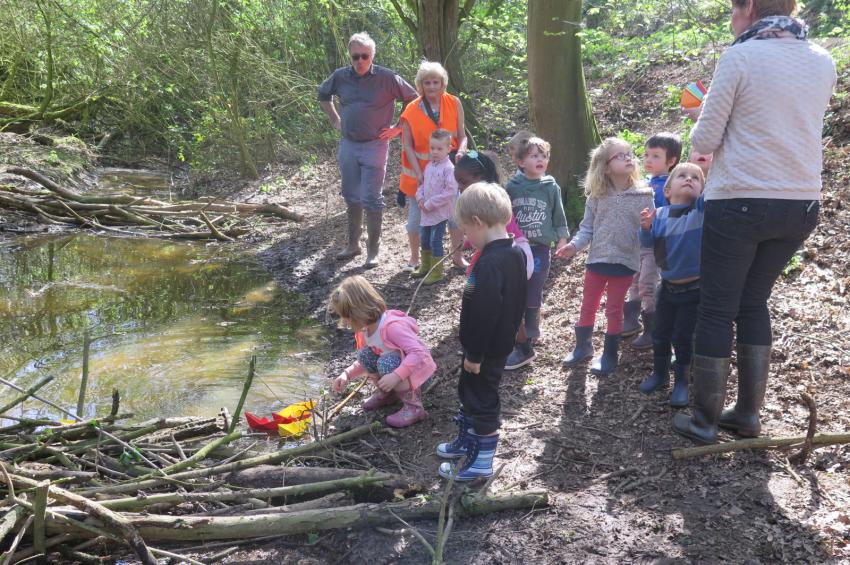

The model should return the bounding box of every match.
[680,80,707,109]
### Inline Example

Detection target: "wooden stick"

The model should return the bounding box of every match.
[99,470,388,511]
[154,431,241,476]
[6,473,157,565]
[328,379,368,419]
[0,515,33,565]
[75,331,91,418]
[789,392,817,465]
[32,481,50,562]
[671,432,850,460]
[78,422,382,496]
[229,356,255,434]
[0,375,55,415]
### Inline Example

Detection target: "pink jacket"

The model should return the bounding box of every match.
[345,310,436,390]
[416,157,458,227]
[466,214,535,279]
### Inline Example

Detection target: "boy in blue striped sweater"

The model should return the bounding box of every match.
[637,162,705,406]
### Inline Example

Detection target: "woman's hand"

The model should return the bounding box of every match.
[640,208,656,230]
[682,105,701,121]
[463,359,481,374]
[377,372,402,392]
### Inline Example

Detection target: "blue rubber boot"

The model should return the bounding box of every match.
[639,354,671,394]
[561,326,594,367]
[590,333,620,376]
[438,431,499,481]
[621,300,642,338]
[505,340,535,371]
[670,363,690,407]
[436,408,472,459]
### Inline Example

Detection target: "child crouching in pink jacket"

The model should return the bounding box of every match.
[330,275,436,427]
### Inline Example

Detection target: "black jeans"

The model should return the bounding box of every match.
[458,354,508,435]
[652,280,700,366]
[695,198,819,358]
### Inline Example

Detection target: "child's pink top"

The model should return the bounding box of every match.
[345,310,436,390]
[416,157,458,227]
[466,214,529,275]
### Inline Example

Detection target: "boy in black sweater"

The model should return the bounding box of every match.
[437,182,527,481]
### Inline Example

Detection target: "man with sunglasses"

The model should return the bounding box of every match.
[319,32,418,268]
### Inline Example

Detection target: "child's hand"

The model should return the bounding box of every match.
[682,105,701,121]
[640,208,656,230]
[555,243,577,260]
[332,372,349,394]
[463,359,481,374]
[377,372,402,392]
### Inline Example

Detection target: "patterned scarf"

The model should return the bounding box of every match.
[733,15,809,45]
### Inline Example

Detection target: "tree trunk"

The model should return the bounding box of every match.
[528,1,600,226]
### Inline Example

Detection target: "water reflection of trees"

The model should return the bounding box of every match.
[0,234,323,419]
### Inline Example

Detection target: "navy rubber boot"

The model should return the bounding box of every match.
[670,363,690,407]
[590,333,620,376]
[561,326,594,367]
[639,354,671,394]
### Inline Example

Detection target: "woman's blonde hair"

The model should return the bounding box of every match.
[663,163,706,198]
[414,61,449,95]
[455,182,513,228]
[732,0,796,18]
[328,275,386,328]
[583,137,643,198]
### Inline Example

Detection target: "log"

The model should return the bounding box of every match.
[98,470,391,512]
[78,422,381,497]
[671,432,850,460]
[7,473,157,565]
[243,492,353,514]
[13,465,97,484]
[99,491,550,541]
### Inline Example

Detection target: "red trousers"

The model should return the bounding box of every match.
[577,269,633,335]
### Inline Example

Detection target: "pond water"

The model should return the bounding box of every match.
[0,232,326,424]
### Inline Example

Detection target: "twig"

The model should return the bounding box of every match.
[619,467,669,494]
[328,379,367,419]
[387,509,435,557]
[789,392,817,465]
[0,515,34,565]
[407,243,462,315]
[590,466,640,484]
[625,404,646,426]
[229,356,255,434]
[76,330,91,417]
[573,422,629,440]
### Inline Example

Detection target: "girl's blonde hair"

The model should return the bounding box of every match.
[663,162,706,197]
[328,275,386,328]
[583,137,643,198]
[414,61,449,95]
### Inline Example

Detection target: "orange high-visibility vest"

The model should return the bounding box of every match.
[399,93,460,196]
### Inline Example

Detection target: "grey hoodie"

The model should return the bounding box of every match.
[505,172,569,247]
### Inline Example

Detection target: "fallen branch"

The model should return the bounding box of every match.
[672,432,850,460]
[789,392,817,465]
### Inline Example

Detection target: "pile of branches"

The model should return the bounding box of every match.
[0,166,303,241]
[1,396,547,564]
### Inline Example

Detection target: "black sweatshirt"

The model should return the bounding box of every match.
[460,238,528,363]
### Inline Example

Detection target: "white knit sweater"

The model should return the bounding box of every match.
[691,38,836,201]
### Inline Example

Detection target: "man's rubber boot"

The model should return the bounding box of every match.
[363,209,382,269]
[590,333,621,376]
[719,344,771,437]
[335,205,363,260]
[562,326,594,367]
[621,299,642,338]
[672,354,731,444]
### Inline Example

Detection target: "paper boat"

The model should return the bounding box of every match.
[680,80,707,109]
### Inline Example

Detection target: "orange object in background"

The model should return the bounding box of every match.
[680,80,707,109]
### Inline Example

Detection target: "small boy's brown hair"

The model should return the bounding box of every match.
[507,130,534,157]
[328,275,386,328]
[431,128,452,143]
[515,136,551,161]
[455,182,512,228]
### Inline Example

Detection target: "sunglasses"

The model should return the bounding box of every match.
[350,53,370,61]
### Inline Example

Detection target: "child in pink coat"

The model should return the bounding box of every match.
[330,275,436,427]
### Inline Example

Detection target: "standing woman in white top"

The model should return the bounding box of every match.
[673,0,836,444]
